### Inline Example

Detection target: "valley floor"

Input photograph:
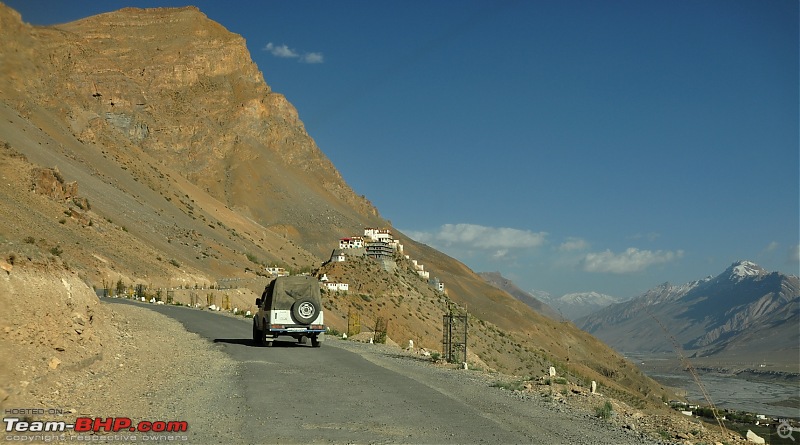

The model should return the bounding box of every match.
[631,353,800,419]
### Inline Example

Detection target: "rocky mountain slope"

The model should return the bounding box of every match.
[478,271,562,320]
[578,261,800,362]
[0,3,675,410]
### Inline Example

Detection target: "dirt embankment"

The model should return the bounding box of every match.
[0,259,244,443]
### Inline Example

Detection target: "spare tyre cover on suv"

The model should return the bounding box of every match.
[271,275,322,325]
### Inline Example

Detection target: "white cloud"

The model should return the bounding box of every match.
[264,42,324,64]
[583,248,683,274]
[764,241,779,253]
[406,223,546,260]
[436,223,546,249]
[264,42,298,58]
[559,237,589,252]
[491,249,509,260]
[301,52,324,64]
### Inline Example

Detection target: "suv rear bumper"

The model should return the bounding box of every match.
[266,324,325,334]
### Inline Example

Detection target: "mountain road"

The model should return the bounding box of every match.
[103,298,653,444]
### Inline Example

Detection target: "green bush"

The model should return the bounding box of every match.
[595,401,613,419]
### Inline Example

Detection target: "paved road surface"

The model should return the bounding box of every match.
[104,298,652,444]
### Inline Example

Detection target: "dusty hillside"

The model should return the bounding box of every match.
[317,249,678,409]
[0,2,677,410]
[0,259,109,408]
[0,257,247,442]
[0,4,379,257]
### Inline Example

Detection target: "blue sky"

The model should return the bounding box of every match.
[7,0,799,298]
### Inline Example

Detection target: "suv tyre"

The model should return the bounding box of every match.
[291,299,318,325]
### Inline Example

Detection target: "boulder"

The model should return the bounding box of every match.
[746,430,765,444]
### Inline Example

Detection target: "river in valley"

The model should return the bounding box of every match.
[630,354,799,419]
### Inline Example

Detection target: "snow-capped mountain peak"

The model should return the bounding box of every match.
[578,261,799,360]
[535,291,622,320]
[559,291,618,305]
[726,260,767,281]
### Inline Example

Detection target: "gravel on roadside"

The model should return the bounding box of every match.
[5,302,247,444]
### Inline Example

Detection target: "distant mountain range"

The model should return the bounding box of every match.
[577,261,800,361]
[478,272,562,320]
[538,291,623,321]
[478,272,622,321]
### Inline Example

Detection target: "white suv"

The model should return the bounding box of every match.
[252,275,325,347]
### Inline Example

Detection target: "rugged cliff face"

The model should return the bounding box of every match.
[1,5,379,257]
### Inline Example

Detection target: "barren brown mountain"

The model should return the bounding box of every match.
[0,3,677,412]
